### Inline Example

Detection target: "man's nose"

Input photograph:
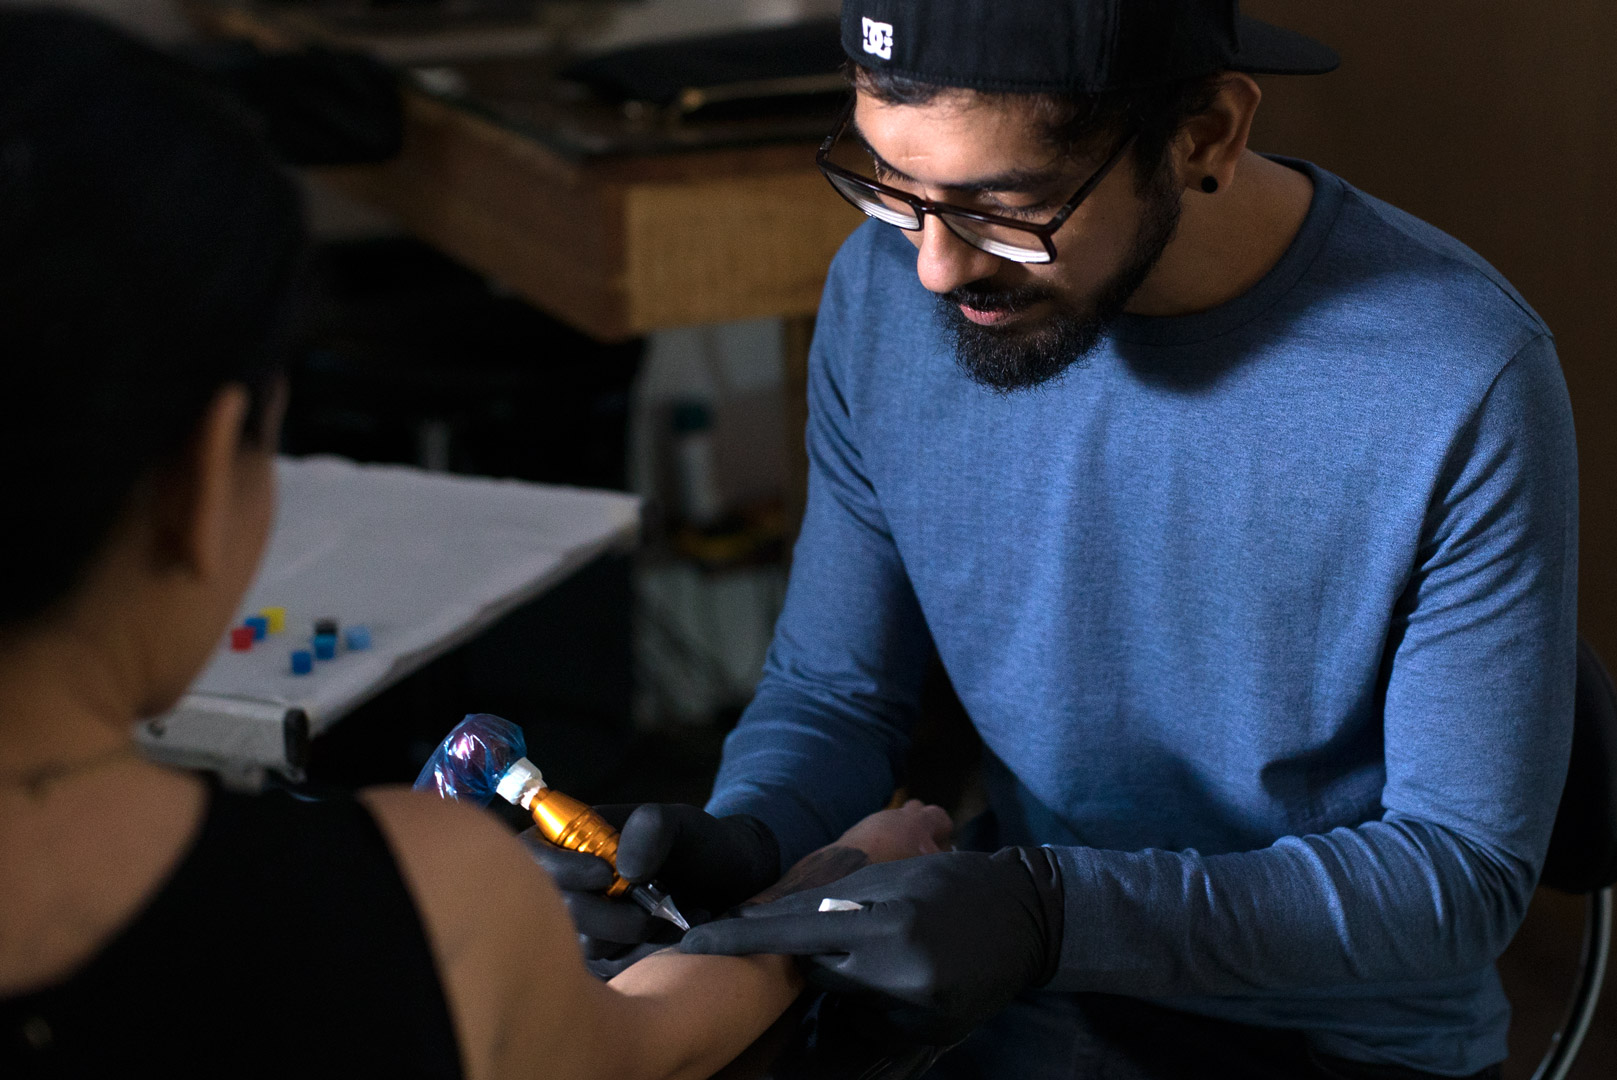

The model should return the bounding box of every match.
[913,215,1003,296]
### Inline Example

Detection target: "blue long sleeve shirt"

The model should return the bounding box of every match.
[706,161,1578,1075]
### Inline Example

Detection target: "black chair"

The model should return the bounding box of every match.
[1531,637,1617,1080]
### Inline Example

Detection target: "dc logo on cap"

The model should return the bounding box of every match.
[862,17,893,60]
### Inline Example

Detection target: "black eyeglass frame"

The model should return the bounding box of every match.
[815,99,1139,265]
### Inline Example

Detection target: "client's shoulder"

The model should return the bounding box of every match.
[360,785,615,1080]
[0,760,205,996]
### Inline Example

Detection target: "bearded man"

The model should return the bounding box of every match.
[539,4,1578,1078]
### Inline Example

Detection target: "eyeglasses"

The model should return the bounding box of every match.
[815,100,1137,265]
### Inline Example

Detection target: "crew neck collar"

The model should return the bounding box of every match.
[1110,157,1344,348]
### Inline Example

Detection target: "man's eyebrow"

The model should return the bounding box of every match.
[847,117,1067,195]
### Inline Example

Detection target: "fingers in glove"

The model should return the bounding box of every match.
[733,890,829,918]
[523,831,618,892]
[582,934,635,963]
[584,940,666,980]
[796,953,908,1007]
[578,909,685,964]
[615,803,696,883]
[679,906,890,958]
[563,890,659,946]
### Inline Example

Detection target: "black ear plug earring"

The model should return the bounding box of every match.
[1201,175,1219,194]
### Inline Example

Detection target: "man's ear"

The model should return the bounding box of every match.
[1176,73,1262,194]
[151,385,252,581]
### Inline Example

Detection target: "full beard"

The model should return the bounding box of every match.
[937,166,1184,393]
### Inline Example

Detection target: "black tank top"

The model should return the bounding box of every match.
[0,783,463,1078]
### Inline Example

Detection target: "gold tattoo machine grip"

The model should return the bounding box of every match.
[528,786,633,897]
[496,758,690,930]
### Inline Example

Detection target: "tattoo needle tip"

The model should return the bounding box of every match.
[659,896,692,932]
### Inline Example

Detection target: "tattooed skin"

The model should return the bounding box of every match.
[745,847,871,906]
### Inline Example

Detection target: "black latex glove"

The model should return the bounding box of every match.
[677,847,1064,1045]
[524,803,780,965]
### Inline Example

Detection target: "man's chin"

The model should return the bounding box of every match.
[940,302,1107,392]
[954,326,1105,392]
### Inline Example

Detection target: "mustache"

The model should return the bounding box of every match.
[941,281,1059,315]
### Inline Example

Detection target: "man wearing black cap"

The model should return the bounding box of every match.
[539,4,1576,1077]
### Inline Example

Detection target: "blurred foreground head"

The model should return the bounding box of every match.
[0,8,305,632]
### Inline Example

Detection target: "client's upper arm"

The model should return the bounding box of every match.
[361,787,800,1080]
[362,786,621,1080]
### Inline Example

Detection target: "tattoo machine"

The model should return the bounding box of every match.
[413,713,690,932]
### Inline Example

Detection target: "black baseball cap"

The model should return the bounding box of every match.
[841,0,1338,94]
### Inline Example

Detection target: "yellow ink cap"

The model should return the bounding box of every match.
[259,607,287,635]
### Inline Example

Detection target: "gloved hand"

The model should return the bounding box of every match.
[524,803,780,964]
[677,847,1065,1045]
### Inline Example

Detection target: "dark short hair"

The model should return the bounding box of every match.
[0,9,306,627]
[848,61,1227,189]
